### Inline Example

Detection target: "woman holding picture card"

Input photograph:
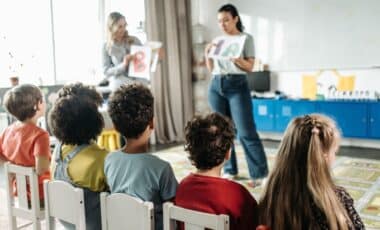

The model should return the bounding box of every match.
[101,12,148,91]
[205,4,268,187]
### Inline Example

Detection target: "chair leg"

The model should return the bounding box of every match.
[32,219,41,230]
[8,216,17,230]
[46,217,56,230]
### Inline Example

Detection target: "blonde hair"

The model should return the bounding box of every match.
[106,12,134,52]
[259,114,351,230]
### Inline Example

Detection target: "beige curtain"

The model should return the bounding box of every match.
[145,0,193,143]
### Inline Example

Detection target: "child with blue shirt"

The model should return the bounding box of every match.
[105,83,178,230]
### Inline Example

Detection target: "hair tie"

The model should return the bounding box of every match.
[311,127,320,135]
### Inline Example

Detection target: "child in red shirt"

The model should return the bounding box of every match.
[175,113,259,230]
[0,84,51,199]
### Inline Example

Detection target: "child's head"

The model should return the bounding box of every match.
[48,96,104,145]
[3,84,45,122]
[280,113,340,169]
[260,114,350,230]
[108,83,153,140]
[184,113,235,170]
[58,82,103,107]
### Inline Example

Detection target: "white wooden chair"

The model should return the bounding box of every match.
[43,180,86,230]
[4,162,45,230]
[100,192,154,230]
[163,202,229,230]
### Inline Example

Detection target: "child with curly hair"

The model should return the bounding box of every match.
[105,83,178,230]
[175,113,259,230]
[48,85,108,230]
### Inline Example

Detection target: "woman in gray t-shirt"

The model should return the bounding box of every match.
[101,12,144,91]
[205,4,268,187]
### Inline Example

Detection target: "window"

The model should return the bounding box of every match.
[0,0,54,87]
[0,0,146,87]
[52,0,103,84]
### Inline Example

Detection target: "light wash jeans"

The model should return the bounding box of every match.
[208,74,268,179]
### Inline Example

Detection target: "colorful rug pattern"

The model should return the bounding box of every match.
[154,145,380,229]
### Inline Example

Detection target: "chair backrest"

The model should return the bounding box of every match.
[100,192,154,230]
[43,180,86,230]
[4,162,44,230]
[163,202,229,230]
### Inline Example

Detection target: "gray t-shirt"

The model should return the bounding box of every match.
[104,151,178,230]
[212,32,255,75]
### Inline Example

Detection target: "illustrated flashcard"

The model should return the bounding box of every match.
[208,35,246,59]
[146,41,162,72]
[128,45,152,80]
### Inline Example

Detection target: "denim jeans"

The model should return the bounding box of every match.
[208,74,268,179]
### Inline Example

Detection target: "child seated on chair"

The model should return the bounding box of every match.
[105,83,178,230]
[48,87,108,230]
[259,114,364,230]
[0,84,50,202]
[175,113,259,230]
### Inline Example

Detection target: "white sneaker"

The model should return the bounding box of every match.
[222,173,238,180]
[247,177,267,188]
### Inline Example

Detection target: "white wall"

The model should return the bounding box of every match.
[191,0,230,42]
[192,0,380,147]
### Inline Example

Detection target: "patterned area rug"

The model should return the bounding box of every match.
[0,145,379,229]
[153,145,380,230]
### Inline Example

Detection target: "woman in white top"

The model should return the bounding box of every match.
[204,4,268,187]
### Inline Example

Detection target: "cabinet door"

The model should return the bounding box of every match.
[369,103,380,138]
[318,102,367,138]
[275,100,317,132]
[275,101,293,132]
[252,99,275,131]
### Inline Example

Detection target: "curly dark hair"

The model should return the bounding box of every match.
[3,84,43,121]
[48,96,104,145]
[58,82,103,106]
[108,83,153,139]
[184,113,235,170]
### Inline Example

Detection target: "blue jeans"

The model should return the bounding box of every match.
[208,74,268,179]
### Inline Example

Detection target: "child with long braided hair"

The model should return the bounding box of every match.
[259,114,365,230]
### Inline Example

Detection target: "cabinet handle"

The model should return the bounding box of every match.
[370,118,375,123]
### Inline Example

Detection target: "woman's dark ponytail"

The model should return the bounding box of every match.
[218,4,244,32]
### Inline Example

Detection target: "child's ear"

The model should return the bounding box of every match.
[149,119,154,130]
[36,100,44,111]
[225,148,231,161]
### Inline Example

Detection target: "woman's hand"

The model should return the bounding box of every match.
[204,43,215,58]
[230,57,254,72]
[231,57,244,65]
[157,48,165,60]
[123,54,135,66]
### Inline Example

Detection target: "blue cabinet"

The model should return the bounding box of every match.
[275,100,317,132]
[252,99,275,131]
[252,99,379,139]
[369,103,380,138]
[317,101,367,138]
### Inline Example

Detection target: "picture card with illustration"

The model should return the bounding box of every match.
[128,45,152,80]
[208,35,246,59]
